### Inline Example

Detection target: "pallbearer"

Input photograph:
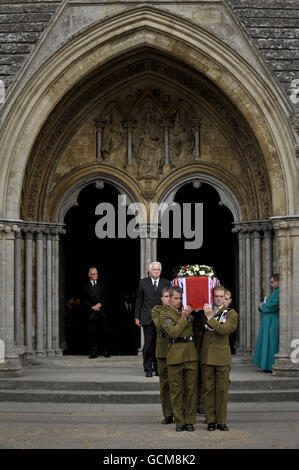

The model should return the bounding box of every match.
[160,286,198,432]
[200,285,238,431]
[151,287,173,425]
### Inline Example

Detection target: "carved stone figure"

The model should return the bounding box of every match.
[171,113,194,165]
[135,111,163,177]
[102,112,126,167]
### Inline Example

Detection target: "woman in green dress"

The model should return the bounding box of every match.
[253,274,279,372]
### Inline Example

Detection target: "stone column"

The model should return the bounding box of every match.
[123,119,137,170]
[232,221,271,360]
[244,227,252,351]
[160,119,174,172]
[191,118,203,159]
[24,228,34,358]
[0,222,22,375]
[52,229,62,356]
[35,230,45,357]
[252,225,262,344]
[235,227,246,354]
[14,230,22,346]
[138,231,147,356]
[271,217,299,376]
[263,223,273,297]
[94,119,106,159]
[46,231,54,355]
[137,223,159,355]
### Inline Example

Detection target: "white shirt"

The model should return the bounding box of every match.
[151,277,160,286]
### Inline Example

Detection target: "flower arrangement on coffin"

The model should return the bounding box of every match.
[176,264,215,278]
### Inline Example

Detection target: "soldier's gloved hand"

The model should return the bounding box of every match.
[182,305,192,318]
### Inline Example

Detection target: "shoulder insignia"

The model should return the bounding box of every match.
[163,319,173,327]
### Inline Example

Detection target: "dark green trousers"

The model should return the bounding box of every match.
[157,357,172,418]
[197,361,203,408]
[201,364,230,425]
[168,361,198,427]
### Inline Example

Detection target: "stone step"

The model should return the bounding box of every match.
[0,378,298,391]
[0,388,298,404]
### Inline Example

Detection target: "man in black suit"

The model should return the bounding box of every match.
[135,261,170,377]
[81,266,110,358]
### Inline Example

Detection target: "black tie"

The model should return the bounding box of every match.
[153,281,158,291]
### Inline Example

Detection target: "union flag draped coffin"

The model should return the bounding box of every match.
[172,277,220,309]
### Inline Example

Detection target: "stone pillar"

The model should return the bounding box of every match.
[191,118,203,159]
[0,222,22,376]
[94,119,106,159]
[14,230,22,346]
[46,231,54,355]
[232,220,274,361]
[252,225,262,344]
[160,119,174,172]
[244,227,252,351]
[123,119,137,170]
[1,220,65,372]
[263,223,273,297]
[24,228,34,358]
[235,227,246,354]
[52,229,62,355]
[35,230,45,357]
[137,222,159,355]
[272,217,299,376]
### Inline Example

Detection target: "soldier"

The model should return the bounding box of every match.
[200,285,238,431]
[160,286,198,432]
[151,287,173,425]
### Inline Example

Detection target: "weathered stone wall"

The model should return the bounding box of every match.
[1,0,298,109]
[0,0,61,90]
[227,0,299,108]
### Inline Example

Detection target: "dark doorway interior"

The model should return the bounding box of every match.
[157,182,237,301]
[61,182,140,355]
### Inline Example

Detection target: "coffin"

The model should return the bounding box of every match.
[172,276,220,310]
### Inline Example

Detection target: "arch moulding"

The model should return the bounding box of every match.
[0,6,295,220]
[154,167,243,223]
[51,164,146,224]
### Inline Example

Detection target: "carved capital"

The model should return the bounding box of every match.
[122,119,137,130]
[273,221,289,234]
[190,118,205,130]
[159,118,174,129]
[0,223,20,234]
[94,119,106,130]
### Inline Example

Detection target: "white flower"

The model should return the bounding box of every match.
[199,270,205,276]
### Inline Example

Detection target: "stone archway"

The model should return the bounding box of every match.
[0,6,298,375]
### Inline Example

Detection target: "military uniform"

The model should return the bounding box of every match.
[160,305,198,428]
[151,305,172,419]
[200,305,238,426]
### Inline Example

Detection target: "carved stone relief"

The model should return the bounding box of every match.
[171,106,195,165]
[96,93,199,177]
[134,106,164,178]
[21,59,272,221]
[101,107,126,167]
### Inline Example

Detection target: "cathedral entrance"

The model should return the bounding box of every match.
[61,182,140,355]
[157,181,237,353]
[15,49,278,366]
[157,181,236,298]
